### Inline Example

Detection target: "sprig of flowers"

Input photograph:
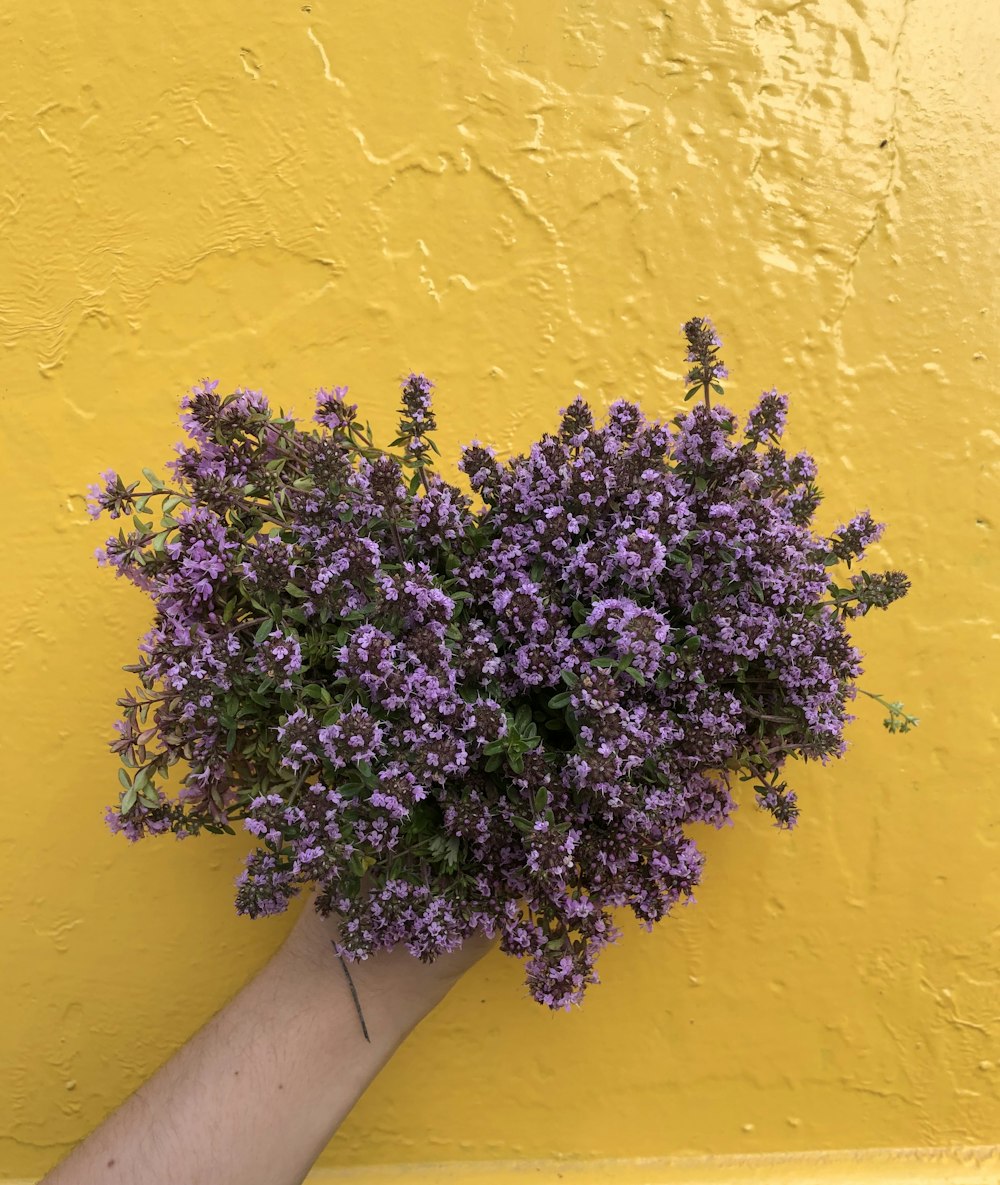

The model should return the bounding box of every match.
[682,316,729,407]
[88,320,914,1009]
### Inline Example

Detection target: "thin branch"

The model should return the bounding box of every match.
[334,945,371,1043]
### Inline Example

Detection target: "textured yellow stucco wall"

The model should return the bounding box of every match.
[1,0,998,1179]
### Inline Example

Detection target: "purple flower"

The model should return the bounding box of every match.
[91,319,911,1009]
[682,316,728,394]
[829,511,885,563]
[746,388,789,444]
[314,385,357,432]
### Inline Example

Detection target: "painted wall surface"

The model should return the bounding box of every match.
[1,0,997,1178]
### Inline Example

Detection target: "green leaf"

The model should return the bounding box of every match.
[118,768,133,791]
[509,752,524,774]
[547,691,571,710]
[571,600,587,623]
[120,785,138,813]
[254,619,274,644]
[592,657,614,669]
[142,468,165,491]
[162,495,184,514]
[571,624,593,639]
[560,669,580,688]
[533,787,548,812]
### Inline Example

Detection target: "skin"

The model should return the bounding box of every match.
[41,899,495,1185]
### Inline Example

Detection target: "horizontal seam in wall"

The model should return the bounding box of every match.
[295,1145,1000,1184]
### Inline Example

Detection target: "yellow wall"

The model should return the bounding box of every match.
[1,0,998,1179]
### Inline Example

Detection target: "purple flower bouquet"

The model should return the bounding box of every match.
[89,318,914,1008]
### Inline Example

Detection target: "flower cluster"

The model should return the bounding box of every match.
[89,322,912,1009]
[682,316,729,404]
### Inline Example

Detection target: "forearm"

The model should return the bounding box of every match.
[44,904,487,1185]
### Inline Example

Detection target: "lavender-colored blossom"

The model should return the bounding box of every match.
[90,318,911,1009]
[314,385,357,432]
[682,316,729,393]
[829,511,885,563]
[746,388,789,443]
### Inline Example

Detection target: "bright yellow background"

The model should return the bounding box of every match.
[1,0,998,1179]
